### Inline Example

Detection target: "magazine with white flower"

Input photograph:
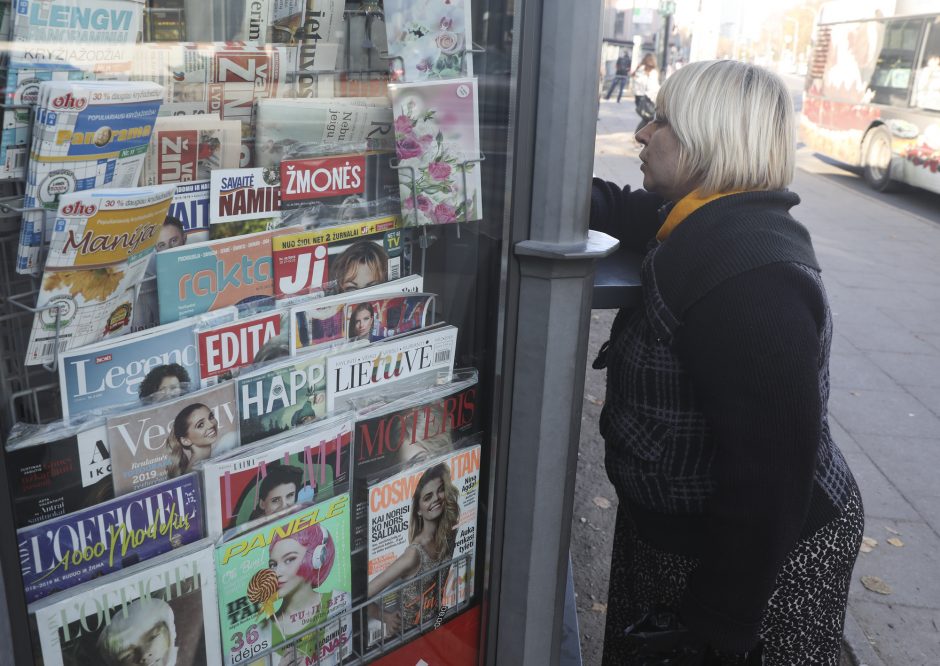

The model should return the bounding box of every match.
[388,78,482,226]
[383,0,473,82]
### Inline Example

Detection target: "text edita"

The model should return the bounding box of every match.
[201,316,280,376]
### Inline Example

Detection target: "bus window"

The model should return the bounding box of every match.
[912,19,940,111]
[868,19,925,106]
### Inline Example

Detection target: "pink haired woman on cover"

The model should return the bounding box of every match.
[268,522,348,666]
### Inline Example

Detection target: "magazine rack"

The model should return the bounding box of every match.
[0,9,486,663]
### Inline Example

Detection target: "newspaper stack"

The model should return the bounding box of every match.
[242,0,344,48]
[0,0,145,180]
[255,97,394,168]
[17,80,164,273]
[24,184,175,366]
[131,42,323,168]
[140,114,241,186]
[2,69,95,180]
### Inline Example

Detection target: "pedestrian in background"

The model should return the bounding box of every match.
[590,60,863,665]
[605,51,632,103]
[631,53,659,133]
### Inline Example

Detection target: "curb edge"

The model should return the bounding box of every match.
[842,606,888,666]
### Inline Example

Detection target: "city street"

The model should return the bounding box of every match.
[571,93,940,666]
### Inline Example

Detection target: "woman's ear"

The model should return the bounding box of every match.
[180,437,192,449]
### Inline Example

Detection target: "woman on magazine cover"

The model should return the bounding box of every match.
[332,241,389,292]
[366,462,459,634]
[590,60,862,665]
[348,302,385,341]
[267,522,348,666]
[167,402,237,475]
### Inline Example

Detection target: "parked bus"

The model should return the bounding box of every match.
[801,0,940,193]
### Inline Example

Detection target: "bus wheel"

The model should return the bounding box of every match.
[862,127,898,192]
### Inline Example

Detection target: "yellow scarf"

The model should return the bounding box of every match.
[656,190,742,241]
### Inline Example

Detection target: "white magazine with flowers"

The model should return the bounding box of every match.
[388,78,482,226]
[383,0,473,82]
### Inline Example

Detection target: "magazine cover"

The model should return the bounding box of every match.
[388,78,482,226]
[235,347,364,447]
[18,80,165,273]
[383,0,473,82]
[351,373,478,603]
[0,67,99,180]
[24,185,176,365]
[108,381,239,496]
[279,150,399,225]
[10,0,144,71]
[209,166,282,238]
[344,293,435,343]
[202,412,353,537]
[326,324,458,412]
[141,114,241,185]
[5,419,111,529]
[18,473,203,603]
[255,96,393,168]
[57,307,236,420]
[215,493,352,666]
[290,274,425,353]
[351,373,478,549]
[366,443,481,643]
[30,540,221,666]
[196,307,290,384]
[272,215,405,300]
[164,178,212,246]
[156,229,275,324]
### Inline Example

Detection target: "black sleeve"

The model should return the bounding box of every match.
[590,177,665,253]
[673,264,826,653]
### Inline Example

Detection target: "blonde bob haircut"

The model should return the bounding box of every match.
[656,60,795,195]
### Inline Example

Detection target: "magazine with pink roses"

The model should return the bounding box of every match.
[383,0,474,83]
[388,77,483,226]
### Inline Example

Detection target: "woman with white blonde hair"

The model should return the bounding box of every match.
[591,60,862,664]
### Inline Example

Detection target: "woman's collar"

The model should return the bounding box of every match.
[656,189,743,241]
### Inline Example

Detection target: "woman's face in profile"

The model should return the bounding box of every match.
[182,406,218,448]
[636,118,692,202]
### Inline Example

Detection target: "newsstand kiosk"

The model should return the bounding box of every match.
[0,1,614,664]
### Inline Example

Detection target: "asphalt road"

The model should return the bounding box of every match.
[573,94,940,666]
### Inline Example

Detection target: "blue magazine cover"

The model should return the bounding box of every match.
[17,472,204,604]
[57,308,237,420]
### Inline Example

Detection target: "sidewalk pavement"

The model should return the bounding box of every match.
[578,96,940,666]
